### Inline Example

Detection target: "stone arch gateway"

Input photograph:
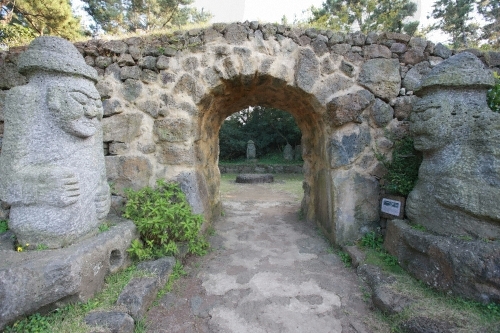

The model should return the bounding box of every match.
[3,23,490,245]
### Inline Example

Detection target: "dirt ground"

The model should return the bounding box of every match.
[145,176,390,333]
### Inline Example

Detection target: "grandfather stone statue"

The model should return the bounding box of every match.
[0,37,110,248]
[283,143,293,161]
[246,140,256,160]
[406,52,500,240]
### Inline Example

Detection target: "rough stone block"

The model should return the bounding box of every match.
[157,143,195,165]
[85,311,135,333]
[384,220,500,303]
[328,126,371,168]
[120,66,141,80]
[370,98,394,127]
[358,58,401,101]
[175,170,210,216]
[326,89,374,127]
[103,40,128,54]
[235,174,274,183]
[0,218,138,330]
[117,277,159,320]
[105,156,152,194]
[344,245,365,268]
[402,49,425,65]
[102,98,124,117]
[402,61,431,92]
[154,117,193,142]
[330,171,380,244]
[484,51,500,67]
[224,23,249,45]
[136,257,175,286]
[433,43,452,59]
[121,79,143,102]
[295,48,319,93]
[102,113,143,143]
[392,95,417,120]
[363,44,392,59]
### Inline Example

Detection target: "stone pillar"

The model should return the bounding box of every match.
[246,140,256,160]
[406,52,500,240]
[0,37,111,248]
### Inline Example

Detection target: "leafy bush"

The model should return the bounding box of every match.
[124,180,209,260]
[4,313,50,333]
[360,231,384,251]
[487,72,500,112]
[0,220,8,233]
[379,136,422,196]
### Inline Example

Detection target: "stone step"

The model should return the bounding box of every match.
[84,257,175,332]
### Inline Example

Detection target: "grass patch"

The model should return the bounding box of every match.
[155,260,187,303]
[5,265,142,333]
[220,173,304,201]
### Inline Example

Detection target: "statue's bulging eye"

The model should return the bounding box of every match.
[70,91,89,104]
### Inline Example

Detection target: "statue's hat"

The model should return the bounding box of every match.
[415,52,494,95]
[18,36,98,82]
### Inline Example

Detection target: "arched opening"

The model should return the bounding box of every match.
[218,106,302,164]
[195,74,333,240]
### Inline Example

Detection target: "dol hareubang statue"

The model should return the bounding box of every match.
[406,52,500,240]
[0,37,110,248]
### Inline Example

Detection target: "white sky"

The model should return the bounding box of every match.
[72,0,449,42]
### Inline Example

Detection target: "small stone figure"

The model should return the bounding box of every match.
[0,37,110,248]
[406,52,500,239]
[283,143,293,161]
[246,140,256,160]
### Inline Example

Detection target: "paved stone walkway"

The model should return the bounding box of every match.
[146,182,388,333]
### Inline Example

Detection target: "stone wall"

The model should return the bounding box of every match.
[1,23,499,245]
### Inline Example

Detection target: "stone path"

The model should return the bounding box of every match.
[146,181,389,333]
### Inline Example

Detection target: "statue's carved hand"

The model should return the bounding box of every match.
[38,170,80,207]
[95,183,110,219]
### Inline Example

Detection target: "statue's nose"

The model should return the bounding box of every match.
[84,103,99,119]
[84,105,98,118]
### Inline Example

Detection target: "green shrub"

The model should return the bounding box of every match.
[4,313,50,333]
[379,137,422,196]
[337,250,352,268]
[124,180,209,260]
[0,220,8,233]
[360,231,384,251]
[487,73,500,112]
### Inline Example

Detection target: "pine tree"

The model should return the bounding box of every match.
[310,0,376,32]
[367,0,419,34]
[477,0,500,48]
[309,0,418,34]
[0,0,82,43]
[430,0,479,48]
[82,0,211,34]
[0,0,82,47]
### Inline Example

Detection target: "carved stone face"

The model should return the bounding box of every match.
[47,79,103,138]
[410,92,454,152]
